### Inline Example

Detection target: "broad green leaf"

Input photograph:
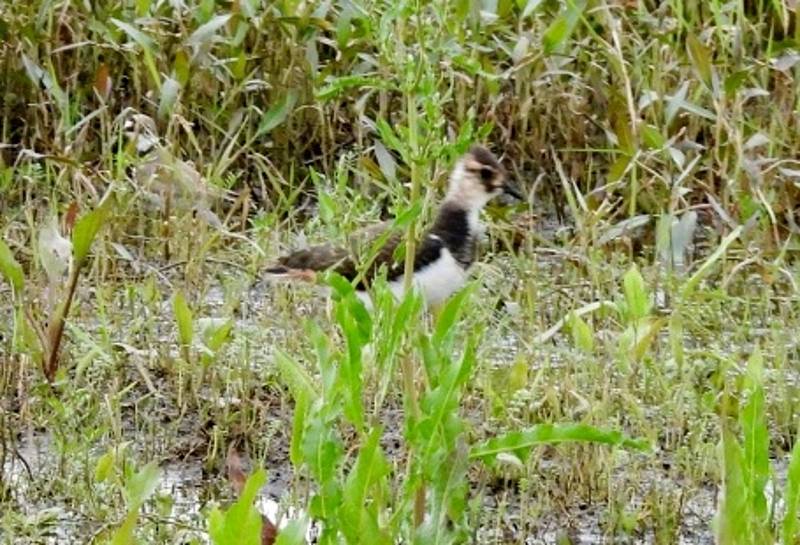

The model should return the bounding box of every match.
[686,33,713,90]
[172,291,193,350]
[111,510,139,545]
[622,264,650,321]
[714,428,748,545]
[542,0,587,55]
[427,440,470,543]
[335,298,365,430]
[641,124,666,149]
[417,338,476,455]
[203,319,234,353]
[275,518,309,545]
[470,423,648,465]
[276,349,319,402]
[375,117,406,158]
[72,190,115,266]
[669,310,685,369]
[290,390,310,468]
[569,312,594,354]
[681,225,743,299]
[0,239,24,294]
[173,50,191,86]
[341,428,390,543]
[521,0,544,18]
[316,75,391,101]
[94,450,115,483]
[610,96,635,155]
[782,438,800,544]
[301,417,343,516]
[724,70,750,99]
[157,77,181,120]
[433,285,472,351]
[619,317,664,362]
[123,462,160,508]
[111,18,156,50]
[740,348,769,523]
[373,140,396,182]
[208,468,265,545]
[186,13,232,47]
[257,91,298,136]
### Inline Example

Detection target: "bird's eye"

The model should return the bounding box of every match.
[479,167,494,182]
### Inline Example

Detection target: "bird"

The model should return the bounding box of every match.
[265,145,522,307]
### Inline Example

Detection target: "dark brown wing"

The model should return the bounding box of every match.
[268,221,405,286]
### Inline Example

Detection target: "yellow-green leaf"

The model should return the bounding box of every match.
[0,239,24,294]
[72,190,115,266]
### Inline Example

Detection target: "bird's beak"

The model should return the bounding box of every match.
[502,179,524,201]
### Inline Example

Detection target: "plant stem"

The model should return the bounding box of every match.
[44,264,81,382]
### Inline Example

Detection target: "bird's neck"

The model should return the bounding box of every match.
[431,199,483,251]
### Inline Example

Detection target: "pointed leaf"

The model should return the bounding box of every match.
[172,291,193,349]
[0,239,24,294]
[124,462,161,508]
[542,0,587,55]
[186,13,232,47]
[686,33,713,89]
[257,91,298,136]
[782,438,800,545]
[471,423,648,465]
[72,190,115,266]
[111,18,156,50]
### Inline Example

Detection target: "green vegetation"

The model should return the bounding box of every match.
[2,0,800,543]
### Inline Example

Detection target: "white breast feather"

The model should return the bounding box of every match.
[386,248,468,306]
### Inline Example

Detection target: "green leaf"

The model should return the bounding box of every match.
[782,437,800,544]
[94,450,115,483]
[569,312,594,354]
[521,0,545,18]
[641,124,666,149]
[173,50,191,86]
[123,462,161,508]
[341,427,390,543]
[724,70,750,99]
[0,239,24,294]
[72,190,115,266]
[157,77,181,120]
[301,416,343,517]
[186,13,232,47]
[740,348,769,523]
[290,390,310,468]
[172,291,194,350]
[111,18,156,50]
[257,91,298,136]
[111,510,139,545]
[203,319,234,353]
[470,423,649,465]
[335,297,366,430]
[276,349,319,403]
[714,428,749,544]
[208,469,265,545]
[681,225,743,299]
[542,0,587,55]
[686,33,713,90]
[275,518,310,545]
[316,75,391,101]
[622,264,651,321]
[433,286,471,351]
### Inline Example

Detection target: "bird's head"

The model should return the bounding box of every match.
[447,145,522,209]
